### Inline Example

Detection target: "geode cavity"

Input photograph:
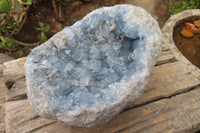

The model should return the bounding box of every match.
[25,4,162,127]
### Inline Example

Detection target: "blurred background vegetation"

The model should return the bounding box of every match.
[0,0,200,58]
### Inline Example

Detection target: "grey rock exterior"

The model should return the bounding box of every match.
[25,4,162,127]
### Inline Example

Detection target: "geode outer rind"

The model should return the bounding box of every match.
[25,4,162,127]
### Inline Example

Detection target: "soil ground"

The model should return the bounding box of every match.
[10,0,170,57]
[127,0,170,28]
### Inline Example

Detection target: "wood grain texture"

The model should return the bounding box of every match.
[0,72,7,133]
[133,60,200,106]
[120,87,200,133]
[5,87,200,133]
[6,100,55,133]
[0,104,6,132]
[6,78,27,102]
[3,57,26,82]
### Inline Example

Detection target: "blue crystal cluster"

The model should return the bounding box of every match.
[27,7,146,110]
[25,5,162,127]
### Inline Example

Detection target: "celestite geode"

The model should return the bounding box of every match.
[25,4,162,127]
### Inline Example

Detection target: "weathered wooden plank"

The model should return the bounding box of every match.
[30,122,71,133]
[6,78,27,102]
[133,61,200,106]
[0,78,6,104]
[6,87,200,133]
[6,100,56,133]
[3,57,26,82]
[0,72,7,133]
[0,104,6,132]
[120,87,200,133]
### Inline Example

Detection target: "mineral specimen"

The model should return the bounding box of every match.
[25,4,162,127]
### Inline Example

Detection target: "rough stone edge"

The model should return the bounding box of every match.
[162,9,200,76]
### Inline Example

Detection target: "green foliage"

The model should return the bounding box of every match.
[0,0,33,56]
[5,19,19,32]
[0,36,17,51]
[0,36,24,58]
[37,32,46,40]
[12,50,23,59]
[37,22,50,40]
[169,0,200,15]
[0,19,20,54]
[0,0,32,14]
[0,27,4,35]
[0,0,12,14]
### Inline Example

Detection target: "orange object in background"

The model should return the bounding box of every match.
[184,22,200,34]
[185,22,195,28]
[188,27,200,34]
[181,29,194,38]
[193,20,200,28]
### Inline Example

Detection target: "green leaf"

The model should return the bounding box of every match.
[0,42,5,49]
[5,19,13,25]
[40,22,44,28]
[44,25,50,32]
[4,37,13,48]
[5,19,19,30]
[18,51,23,57]
[169,0,200,15]
[6,42,13,49]
[15,23,19,28]
[0,0,12,14]
[37,22,49,40]
[37,34,42,39]
[15,43,19,47]
[40,32,46,39]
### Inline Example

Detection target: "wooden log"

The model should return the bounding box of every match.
[3,57,26,82]
[119,87,200,133]
[6,78,27,102]
[0,74,7,133]
[5,87,200,133]
[6,100,56,133]
[0,104,6,133]
[133,60,200,106]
